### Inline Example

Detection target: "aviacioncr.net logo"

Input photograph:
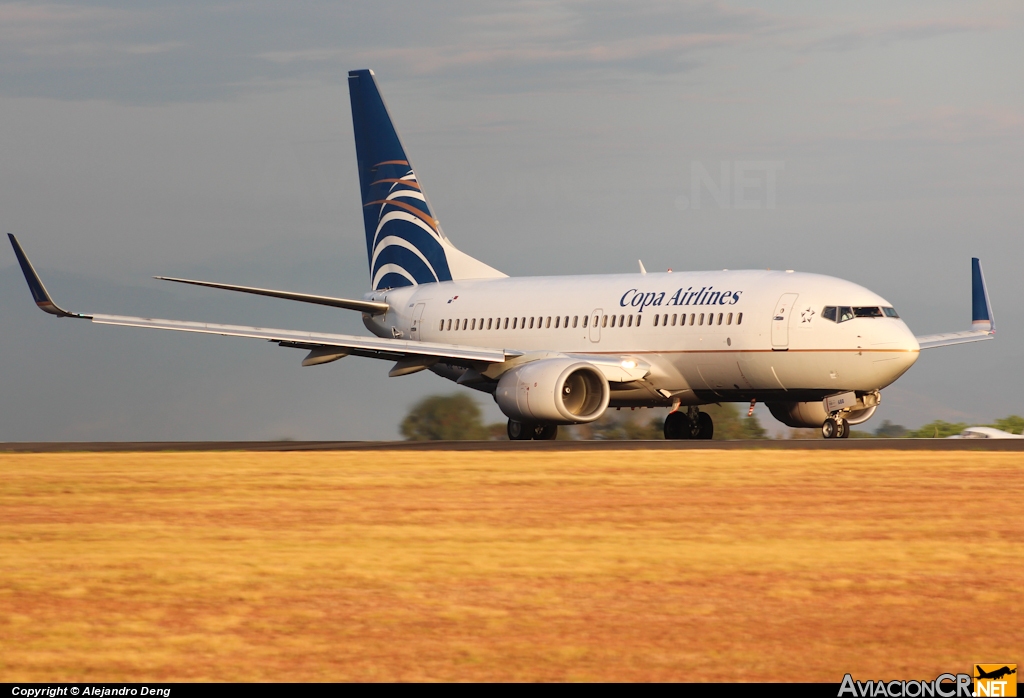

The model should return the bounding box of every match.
[838,673,972,698]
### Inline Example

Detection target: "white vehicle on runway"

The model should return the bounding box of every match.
[947,427,1024,439]
[7,70,997,440]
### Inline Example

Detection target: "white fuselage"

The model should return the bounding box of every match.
[363,269,920,407]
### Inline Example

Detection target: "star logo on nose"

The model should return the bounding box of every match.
[801,307,815,323]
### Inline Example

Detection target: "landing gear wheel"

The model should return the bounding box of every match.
[664,411,689,440]
[822,418,838,439]
[838,418,850,439]
[507,419,531,441]
[695,412,714,440]
[534,424,558,440]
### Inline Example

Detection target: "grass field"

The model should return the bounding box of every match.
[0,450,1021,681]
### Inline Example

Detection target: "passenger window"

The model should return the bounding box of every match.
[689,313,695,325]
[573,316,579,328]
[822,306,837,322]
[503,318,509,329]
[602,315,608,327]
[628,315,633,327]
[529,317,535,329]
[564,316,569,327]
[446,319,452,331]
[636,315,642,326]
[718,313,723,325]
[582,315,588,328]
[654,315,660,327]
[727,313,733,325]
[471,318,476,330]
[544,316,550,328]
[883,307,899,318]
[521,317,526,328]
[671,314,677,326]
[662,314,668,326]
[555,316,560,329]
[619,314,625,326]
[838,307,854,323]
[699,313,704,326]
[480,317,484,328]
[737,313,743,325]
[487,318,492,330]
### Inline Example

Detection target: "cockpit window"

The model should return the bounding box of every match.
[825,306,897,322]
[853,306,884,318]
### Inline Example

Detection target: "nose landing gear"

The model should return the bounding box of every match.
[664,407,714,440]
[821,416,850,439]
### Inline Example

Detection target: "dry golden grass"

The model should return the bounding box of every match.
[0,450,1021,681]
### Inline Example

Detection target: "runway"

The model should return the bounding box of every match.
[3,438,1024,452]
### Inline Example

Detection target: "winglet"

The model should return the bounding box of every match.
[971,257,994,332]
[7,234,89,318]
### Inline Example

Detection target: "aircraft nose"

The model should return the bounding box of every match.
[870,320,919,382]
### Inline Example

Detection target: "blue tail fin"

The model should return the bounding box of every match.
[347,69,504,291]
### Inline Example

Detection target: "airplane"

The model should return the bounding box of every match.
[947,427,1024,439]
[975,666,1016,681]
[6,69,997,441]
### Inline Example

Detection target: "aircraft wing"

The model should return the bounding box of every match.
[915,258,996,350]
[90,313,513,365]
[914,329,993,350]
[8,234,514,370]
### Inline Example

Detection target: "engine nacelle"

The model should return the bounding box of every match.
[495,359,610,424]
[767,401,878,428]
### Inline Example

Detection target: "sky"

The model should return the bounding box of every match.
[1,0,1022,441]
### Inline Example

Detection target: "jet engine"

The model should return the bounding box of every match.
[495,359,610,424]
[767,400,878,428]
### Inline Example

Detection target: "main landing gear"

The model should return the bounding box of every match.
[664,407,713,440]
[507,420,558,441]
[821,416,850,439]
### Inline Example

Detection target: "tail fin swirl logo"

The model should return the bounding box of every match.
[364,163,452,290]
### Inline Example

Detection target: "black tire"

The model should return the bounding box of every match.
[838,419,850,439]
[534,424,558,440]
[821,418,837,439]
[507,419,531,440]
[664,411,688,440]
[695,411,714,439]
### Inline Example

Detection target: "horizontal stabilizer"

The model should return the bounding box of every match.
[155,276,389,315]
[915,257,995,349]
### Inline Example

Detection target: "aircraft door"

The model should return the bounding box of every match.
[771,293,799,349]
[410,302,426,339]
[589,308,603,343]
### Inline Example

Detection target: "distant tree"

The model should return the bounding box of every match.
[702,403,767,440]
[990,415,1024,435]
[570,409,664,440]
[400,393,489,440]
[874,419,908,438]
[907,420,967,439]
